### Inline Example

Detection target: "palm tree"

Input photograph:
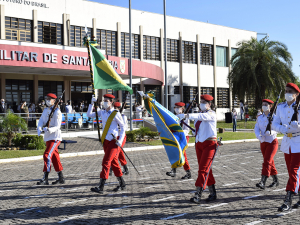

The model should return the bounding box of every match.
[228,37,296,108]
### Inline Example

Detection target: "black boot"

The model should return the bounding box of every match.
[113,176,126,192]
[293,194,300,208]
[52,171,65,185]
[109,167,112,176]
[166,168,176,177]
[278,191,293,212]
[91,178,106,194]
[206,184,217,202]
[190,187,203,204]
[181,170,191,179]
[256,175,268,189]
[268,175,279,188]
[123,165,129,175]
[36,172,49,185]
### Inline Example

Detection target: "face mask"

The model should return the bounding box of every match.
[174,108,181,114]
[262,106,269,112]
[285,93,295,102]
[46,100,52,107]
[42,102,45,105]
[200,103,208,111]
[1,101,4,104]
[103,102,110,109]
[24,103,26,106]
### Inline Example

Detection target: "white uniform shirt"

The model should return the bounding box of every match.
[273,101,300,153]
[189,110,217,143]
[254,113,277,143]
[87,104,125,143]
[37,107,62,142]
[177,114,190,137]
[66,105,72,113]
[122,114,128,132]
[136,105,144,119]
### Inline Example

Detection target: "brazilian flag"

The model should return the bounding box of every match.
[89,44,133,94]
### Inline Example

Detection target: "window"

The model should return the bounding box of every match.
[174,86,180,94]
[38,21,62,45]
[201,87,214,96]
[217,88,229,108]
[122,84,141,105]
[182,41,196,64]
[70,26,92,47]
[5,17,32,42]
[38,81,63,102]
[200,44,213,65]
[71,82,93,93]
[216,46,228,67]
[231,48,238,64]
[5,79,33,105]
[121,33,140,59]
[166,39,179,62]
[143,35,160,61]
[246,95,255,107]
[96,29,117,56]
[232,95,239,108]
[183,86,198,104]
[145,85,161,103]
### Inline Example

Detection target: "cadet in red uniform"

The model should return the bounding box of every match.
[273,83,300,211]
[87,94,126,194]
[36,93,64,185]
[254,99,279,189]
[166,102,191,179]
[186,94,217,204]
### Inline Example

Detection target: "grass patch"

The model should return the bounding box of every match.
[0,150,45,159]
[217,121,256,129]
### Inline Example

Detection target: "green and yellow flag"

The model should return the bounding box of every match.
[89,44,133,94]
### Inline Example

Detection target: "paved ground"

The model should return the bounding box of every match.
[0,140,299,224]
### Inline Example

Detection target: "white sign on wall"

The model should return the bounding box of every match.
[2,0,49,8]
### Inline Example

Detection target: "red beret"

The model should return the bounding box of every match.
[262,99,274,104]
[114,102,121,107]
[47,93,57,99]
[201,94,214,101]
[103,94,115,99]
[286,83,300,93]
[175,102,185,107]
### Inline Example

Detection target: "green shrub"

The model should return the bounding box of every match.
[135,127,151,140]
[248,107,259,120]
[0,133,8,146]
[147,131,159,139]
[12,135,46,150]
[126,130,137,142]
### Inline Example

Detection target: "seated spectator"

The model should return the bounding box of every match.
[0,99,7,114]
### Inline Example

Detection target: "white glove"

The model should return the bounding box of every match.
[91,95,97,104]
[43,127,48,133]
[265,130,271,136]
[279,124,288,134]
[290,121,300,129]
[116,140,122,147]
[258,136,263,142]
[177,114,185,120]
[37,129,42,136]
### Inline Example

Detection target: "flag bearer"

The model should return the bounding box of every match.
[273,83,300,212]
[114,102,129,175]
[36,93,65,185]
[254,99,279,189]
[166,102,192,179]
[185,94,217,204]
[87,94,126,194]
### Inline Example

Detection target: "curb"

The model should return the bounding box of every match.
[0,137,283,164]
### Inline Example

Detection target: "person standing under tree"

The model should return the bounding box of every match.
[232,109,237,132]
[240,100,244,120]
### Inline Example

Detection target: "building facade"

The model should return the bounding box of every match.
[0,0,256,118]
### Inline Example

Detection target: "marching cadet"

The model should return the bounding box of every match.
[113,102,129,175]
[273,83,300,212]
[254,99,279,189]
[36,93,65,185]
[166,102,192,179]
[185,94,218,203]
[87,94,126,194]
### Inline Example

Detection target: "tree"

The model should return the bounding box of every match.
[0,110,28,146]
[228,37,296,108]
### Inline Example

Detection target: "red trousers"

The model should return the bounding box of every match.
[100,139,123,179]
[284,148,300,193]
[118,136,127,166]
[195,140,216,189]
[43,140,63,173]
[183,136,190,171]
[260,139,278,177]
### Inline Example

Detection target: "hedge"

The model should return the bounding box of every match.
[0,133,46,150]
[126,127,159,142]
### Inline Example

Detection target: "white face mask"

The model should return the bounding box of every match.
[103,102,110,109]
[262,106,269,112]
[200,103,208,111]
[24,103,26,106]
[174,108,181,114]
[285,93,295,102]
[42,102,45,105]
[46,100,52,107]
[1,101,4,104]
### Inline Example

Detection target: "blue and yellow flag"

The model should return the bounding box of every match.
[142,93,188,168]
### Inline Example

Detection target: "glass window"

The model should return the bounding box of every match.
[231,48,238,64]
[69,26,91,47]
[232,95,239,108]
[5,17,32,42]
[38,21,62,45]
[174,86,180,94]
[165,39,179,62]
[145,85,161,103]
[200,44,213,65]
[183,86,198,104]
[5,80,33,106]
[121,32,140,59]
[71,82,93,93]
[96,29,117,56]
[182,41,196,64]
[216,46,228,67]
[143,35,160,61]
[217,88,229,108]
[38,81,63,102]
[201,87,214,96]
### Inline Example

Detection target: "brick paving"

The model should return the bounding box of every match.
[0,140,299,224]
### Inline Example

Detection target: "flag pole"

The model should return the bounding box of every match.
[164,0,168,110]
[85,35,102,144]
[129,0,133,131]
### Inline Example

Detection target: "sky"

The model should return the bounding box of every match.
[89,0,300,77]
